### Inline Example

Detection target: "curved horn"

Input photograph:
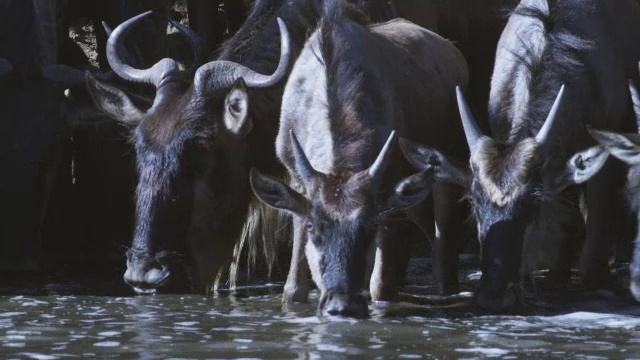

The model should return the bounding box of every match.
[290,130,319,188]
[170,20,205,72]
[0,58,13,76]
[195,17,291,91]
[368,131,397,183]
[456,86,483,152]
[535,84,565,143]
[242,17,290,87]
[107,11,179,86]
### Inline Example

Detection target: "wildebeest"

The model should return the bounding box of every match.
[250,0,469,316]
[0,0,69,272]
[80,0,342,294]
[400,0,640,312]
[589,79,640,302]
[186,0,253,53]
[60,0,174,70]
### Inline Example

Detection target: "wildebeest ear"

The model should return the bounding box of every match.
[224,78,252,137]
[590,129,640,165]
[399,138,471,188]
[85,72,143,125]
[250,168,309,216]
[549,145,609,192]
[379,170,433,212]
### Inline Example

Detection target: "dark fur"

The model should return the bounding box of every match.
[0,1,68,272]
[94,0,330,293]
[259,0,469,313]
[504,2,593,140]
[470,0,640,311]
[0,1,44,76]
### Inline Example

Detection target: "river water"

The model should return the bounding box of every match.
[1,288,640,358]
[1,257,640,358]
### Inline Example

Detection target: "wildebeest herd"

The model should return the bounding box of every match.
[3,0,640,318]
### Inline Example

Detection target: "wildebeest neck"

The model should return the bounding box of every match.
[490,0,592,144]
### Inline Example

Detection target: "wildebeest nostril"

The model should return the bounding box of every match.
[123,254,170,292]
[323,293,368,318]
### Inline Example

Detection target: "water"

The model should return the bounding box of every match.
[1,258,639,358]
[1,291,640,358]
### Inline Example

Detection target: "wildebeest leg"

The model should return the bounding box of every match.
[283,216,310,303]
[630,216,640,301]
[551,203,583,288]
[430,181,464,295]
[615,190,635,265]
[405,194,436,243]
[580,161,620,289]
[370,220,398,301]
[392,220,424,287]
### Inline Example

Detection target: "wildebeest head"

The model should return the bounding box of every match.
[77,12,292,293]
[401,86,608,312]
[251,130,432,317]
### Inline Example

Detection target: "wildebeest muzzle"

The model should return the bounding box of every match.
[123,249,172,294]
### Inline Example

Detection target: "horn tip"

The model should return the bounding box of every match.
[388,130,397,140]
[276,17,289,37]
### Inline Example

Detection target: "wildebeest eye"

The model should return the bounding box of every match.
[305,221,314,232]
[230,100,242,114]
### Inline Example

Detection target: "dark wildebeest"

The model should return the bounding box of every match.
[589,78,640,302]
[82,0,335,294]
[400,0,640,312]
[45,8,207,275]
[60,0,174,70]
[186,0,253,53]
[250,1,469,317]
[0,0,68,272]
[395,0,515,129]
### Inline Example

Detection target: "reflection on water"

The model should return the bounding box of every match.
[1,291,639,358]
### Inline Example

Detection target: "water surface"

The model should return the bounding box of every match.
[1,290,640,359]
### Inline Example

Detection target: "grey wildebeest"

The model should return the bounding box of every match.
[589,79,640,302]
[250,1,469,317]
[82,0,338,293]
[400,0,640,312]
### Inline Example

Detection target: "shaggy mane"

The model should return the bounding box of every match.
[504,0,593,140]
[318,0,378,173]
